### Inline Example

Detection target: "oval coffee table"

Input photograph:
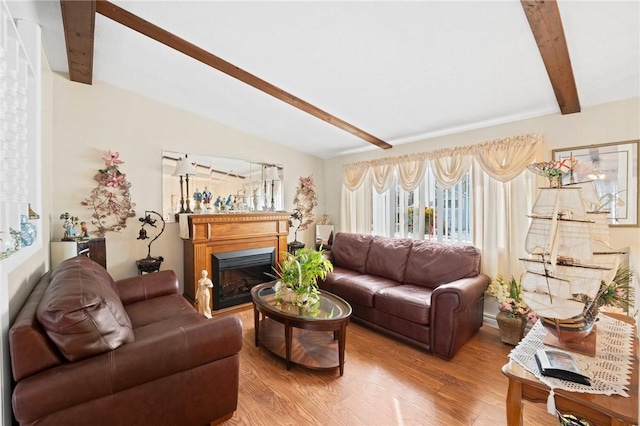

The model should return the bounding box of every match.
[251,282,352,376]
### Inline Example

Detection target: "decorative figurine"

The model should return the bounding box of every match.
[80,221,89,238]
[196,270,213,318]
[193,188,203,212]
[202,186,212,209]
[60,212,79,240]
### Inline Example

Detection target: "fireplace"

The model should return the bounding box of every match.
[212,247,275,310]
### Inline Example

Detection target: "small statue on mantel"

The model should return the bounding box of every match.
[195,270,213,319]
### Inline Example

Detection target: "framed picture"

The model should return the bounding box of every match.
[553,140,639,227]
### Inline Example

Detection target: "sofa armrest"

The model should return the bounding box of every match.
[323,251,334,262]
[115,270,179,305]
[12,314,243,423]
[429,274,489,359]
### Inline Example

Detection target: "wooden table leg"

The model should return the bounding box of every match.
[253,304,259,347]
[506,377,524,426]
[338,324,346,376]
[285,320,292,370]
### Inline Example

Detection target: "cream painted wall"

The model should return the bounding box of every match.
[51,75,324,284]
[323,97,640,317]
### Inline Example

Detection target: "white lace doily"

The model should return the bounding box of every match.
[509,314,634,397]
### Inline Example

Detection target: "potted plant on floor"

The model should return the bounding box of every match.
[274,247,333,311]
[488,274,537,345]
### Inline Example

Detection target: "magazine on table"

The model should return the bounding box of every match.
[534,349,591,386]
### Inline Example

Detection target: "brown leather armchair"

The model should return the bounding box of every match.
[10,256,243,425]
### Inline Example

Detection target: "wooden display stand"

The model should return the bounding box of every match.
[51,238,107,269]
[181,213,290,309]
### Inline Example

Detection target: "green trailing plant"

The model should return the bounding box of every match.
[595,263,635,315]
[273,247,333,309]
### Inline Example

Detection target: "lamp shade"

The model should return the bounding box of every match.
[173,154,197,176]
[172,158,185,176]
[183,154,198,176]
[266,166,280,181]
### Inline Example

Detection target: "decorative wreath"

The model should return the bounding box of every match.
[81,150,136,237]
[292,175,318,233]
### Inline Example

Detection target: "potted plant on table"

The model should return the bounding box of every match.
[274,247,333,312]
[487,274,537,345]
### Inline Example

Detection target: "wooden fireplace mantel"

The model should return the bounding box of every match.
[181,212,290,308]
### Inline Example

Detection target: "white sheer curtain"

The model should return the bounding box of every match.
[473,134,541,182]
[473,167,535,279]
[370,159,395,194]
[339,133,543,280]
[340,176,372,234]
[343,162,370,191]
[430,149,473,190]
[397,153,428,191]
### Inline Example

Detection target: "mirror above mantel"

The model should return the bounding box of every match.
[162,151,284,223]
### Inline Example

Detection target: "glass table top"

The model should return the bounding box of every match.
[253,283,352,321]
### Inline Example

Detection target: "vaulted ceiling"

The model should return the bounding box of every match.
[7,1,640,159]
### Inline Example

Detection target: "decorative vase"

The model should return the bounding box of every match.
[496,311,527,345]
[547,175,560,188]
[0,231,15,258]
[20,215,37,247]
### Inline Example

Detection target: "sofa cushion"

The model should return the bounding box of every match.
[375,284,433,325]
[331,233,374,273]
[37,256,134,361]
[125,294,196,329]
[365,236,413,282]
[329,274,399,308]
[404,240,481,289]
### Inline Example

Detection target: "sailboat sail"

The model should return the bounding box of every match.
[521,272,573,299]
[523,292,586,318]
[532,188,586,217]
[525,217,593,261]
[588,212,612,251]
[521,178,619,322]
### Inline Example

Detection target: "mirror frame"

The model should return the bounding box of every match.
[162,151,284,222]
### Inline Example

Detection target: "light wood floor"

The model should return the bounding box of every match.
[220,307,553,426]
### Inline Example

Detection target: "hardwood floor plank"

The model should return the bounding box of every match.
[220,308,553,425]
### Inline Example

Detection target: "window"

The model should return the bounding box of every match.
[371,165,472,244]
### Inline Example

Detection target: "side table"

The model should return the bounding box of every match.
[51,238,106,269]
[502,313,638,426]
[136,257,163,275]
[287,241,305,254]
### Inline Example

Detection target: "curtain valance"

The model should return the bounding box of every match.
[342,133,542,191]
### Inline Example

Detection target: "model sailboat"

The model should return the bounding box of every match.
[520,160,620,343]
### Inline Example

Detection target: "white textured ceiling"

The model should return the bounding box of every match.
[7,1,640,159]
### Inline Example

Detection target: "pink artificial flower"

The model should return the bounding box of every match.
[616,288,625,297]
[105,173,125,188]
[103,150,124,167]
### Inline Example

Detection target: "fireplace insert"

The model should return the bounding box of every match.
[212,247,275,310]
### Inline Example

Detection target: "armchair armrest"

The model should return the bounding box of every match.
[115,270,179,305]
[430,274,489,359]
[13,314,243,423]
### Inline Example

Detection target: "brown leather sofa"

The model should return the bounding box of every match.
[9,255,243,426]
[319,233,489,359]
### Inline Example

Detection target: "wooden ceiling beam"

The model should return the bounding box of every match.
[521,0,580,115]
[60,0,96,84]
[95,0,392,150]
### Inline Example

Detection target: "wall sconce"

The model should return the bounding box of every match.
[266,166,280,211]
[136,210,165,273]
[173,154,197,214]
